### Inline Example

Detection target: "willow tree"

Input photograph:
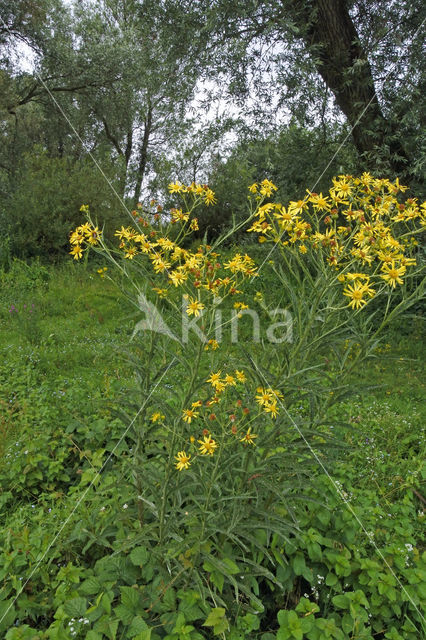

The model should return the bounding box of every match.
[193,0,425,179]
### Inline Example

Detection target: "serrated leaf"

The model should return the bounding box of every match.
[80,577,103,595]
[63,596,87,617]
[120,585,142,613]
[130,546,149,567]
[203,607,226,627]
[128,616,150,637]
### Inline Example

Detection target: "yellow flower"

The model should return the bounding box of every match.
[204,188,217,206]
[380,261,406,288]
[115,226,132,240]
[255,388,274,407]
[86,226,101,245]
[248,183,258,193]
[308,191,331,211]
[343,282,367,310]
[191,400,202,408]
[345,273,369,281]
[169,181,184,193]
[171,208,189,222]
[288,199,308,215]
[151,255,171,273]
[175,451,191,471]
[240,427,258,446]
[124,247,138,259]
[186,298,205,317]
[168,270,187,287]
[182,409,198,423]
[235,370,246,383]
[198,435,218,456]
[332,177,352,199]
[70,245,83,260]
[207,371,222,387]
[157,237,175,251]
[204,339,219,351]
[70,229,85,245]
[264,402,278,418]
[152,287,168,298]
[150,412,165,422]
[259,179,278,197]
[224,374,236,386]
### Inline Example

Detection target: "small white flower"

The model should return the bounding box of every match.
[123,504,128,509]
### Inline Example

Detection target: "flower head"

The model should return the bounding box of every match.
[182,409,198,423]
[240,427,258,446]
[175,451,191,471]
[198,435,218,456]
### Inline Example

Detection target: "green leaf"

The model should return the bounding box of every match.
[292,552,306,576]
[203,607,226,627]
[325,572,338,586]
[332,594,349,609]
[203,607,229,635]
[133,632,151,640]
[210,570,224,593]
[63,596,87,617]
[101,592,112,615]
[295,597,320,615]
[120,585,142,613]
[86,632,103,640]
[130,546,150,566]
[221,557,240,575]
[128,616,150,637]
[80,577,103,595]
[0,600,16,631]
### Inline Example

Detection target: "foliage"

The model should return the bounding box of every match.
[0,176,426,640]
[0,230,424,636]
[199,124,358,239]
[1,149,124,259]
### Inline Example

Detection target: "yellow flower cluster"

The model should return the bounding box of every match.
[247,174,425,310]
[175,369,268,471]
[69,219,102,259]
[168,181,217,206]
[255,386,283,419]
[69,186,257,314]
[174,370,283,470]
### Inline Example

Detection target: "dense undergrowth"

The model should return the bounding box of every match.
[0,252,424,639]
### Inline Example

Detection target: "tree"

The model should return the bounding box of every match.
[192,0,425,180]
[0,0,204,257]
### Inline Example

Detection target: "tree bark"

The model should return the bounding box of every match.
[133,105,153,207]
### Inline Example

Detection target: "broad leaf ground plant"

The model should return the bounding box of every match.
[0,176,424,637]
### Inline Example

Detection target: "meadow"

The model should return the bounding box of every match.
[0,177,425,639]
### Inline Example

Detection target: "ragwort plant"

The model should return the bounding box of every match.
[244,174,425,431]
[68,175,425,632]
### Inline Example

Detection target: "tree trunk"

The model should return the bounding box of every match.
[133,105,153,207]
[292,0,410,176]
